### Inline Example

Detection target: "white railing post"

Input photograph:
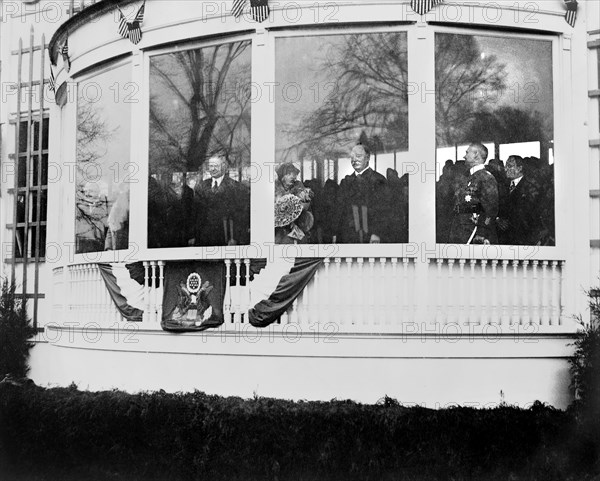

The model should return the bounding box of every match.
[143,261,150,324]
[522,260,531,325]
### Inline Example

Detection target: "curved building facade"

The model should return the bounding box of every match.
[2,0,598,407]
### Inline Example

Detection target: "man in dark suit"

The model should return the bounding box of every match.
[334,144,390,244]
[449,143,499,244]
[497,155,543,245]
[192,155,248,246]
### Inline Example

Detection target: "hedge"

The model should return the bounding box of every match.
[0,383,598,481]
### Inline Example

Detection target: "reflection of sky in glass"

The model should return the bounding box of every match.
[77,63,132,199]
[275,33,408,163]
[275,36,336,151]
[148,42,252,175]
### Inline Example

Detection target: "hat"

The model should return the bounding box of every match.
[276,162,300,181]
[274,194,303,228]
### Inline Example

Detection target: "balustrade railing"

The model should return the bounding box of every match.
[52,256,567,334]
[429,259,565,328]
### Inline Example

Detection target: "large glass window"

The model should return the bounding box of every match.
[75,62,132,254]
[148,40,252,248]
[435,33,554,246]
[275,32,409,244]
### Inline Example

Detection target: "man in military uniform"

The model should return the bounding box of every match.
[449,143,499,244]
[334,144,390,244]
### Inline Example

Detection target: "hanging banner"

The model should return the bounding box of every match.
[248,258,324,328]
[161,261,226,332]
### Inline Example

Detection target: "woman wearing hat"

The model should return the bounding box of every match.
[274,163,314,243]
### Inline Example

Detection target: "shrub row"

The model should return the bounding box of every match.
[1,383,598,481]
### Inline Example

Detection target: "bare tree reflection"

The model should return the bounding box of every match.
[287,33,409,160]
[149,41,251,174]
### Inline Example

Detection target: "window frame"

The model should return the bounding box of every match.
[138,32,256,261]
[130,23,566,262]
[69,56,136,264]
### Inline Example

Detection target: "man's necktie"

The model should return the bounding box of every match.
[212,180,218,192]
[509,181,516,193]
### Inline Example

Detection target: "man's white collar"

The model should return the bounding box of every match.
[511,175,524,187]
[470,164,485,175]
[354,166,370,176]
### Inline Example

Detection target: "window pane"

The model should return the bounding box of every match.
[148,40,252,248]
[18,122,28,153]
[17,156,27,188]
[435,34,554,246]
[75,63,131,254]
[31,154,48,187]
[275,32,409,244]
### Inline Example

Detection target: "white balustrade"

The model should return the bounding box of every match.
[53,256,566,335]
[426,258,565,330]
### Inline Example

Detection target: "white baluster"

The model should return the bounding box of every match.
[469,259,477,324]
[558,261,565,325]
[501,260,510,326]
[479,260,487,325]
[74,265,80,323]
[368,258,376,326]
[224,259,232,324]
[458,260,467,325]
[150,261,156,324]
[143,262,150,324]
[234,259,242,324]
[323,258,331,326]
[522,260,530,324]
[345,258,354,327]
[391,258,399,326]
[490,260,499,324]
[244,259,251,326]
[335,258,342,328]
[90,265,98,325]
[447,259,455,324]
[540,261,549,326]
[550,261,559,325]
[512,260,520,325]
[532,261,540,324]
[157,261,165,326]
[68,266,73,323]
[436,259,445,324]
[357,258,365,328]
[379,258,387,326]
[402,258,410,322]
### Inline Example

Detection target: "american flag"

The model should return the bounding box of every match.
[61,37,70,72]
[250,0,269,23]
[564,0,577,27]
[48,67,56,93]
[410,0,444,16]
[118,1,145,45]
[231,0,246,18]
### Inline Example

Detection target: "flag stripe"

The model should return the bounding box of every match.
[118,9,129,38]
[231,0,246,17]
[135,2,145,22]
[48,68,56,92]
[248,258,323,328]
[250,0,269,22]
[410,0,444,15]
[98,263,148,321]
